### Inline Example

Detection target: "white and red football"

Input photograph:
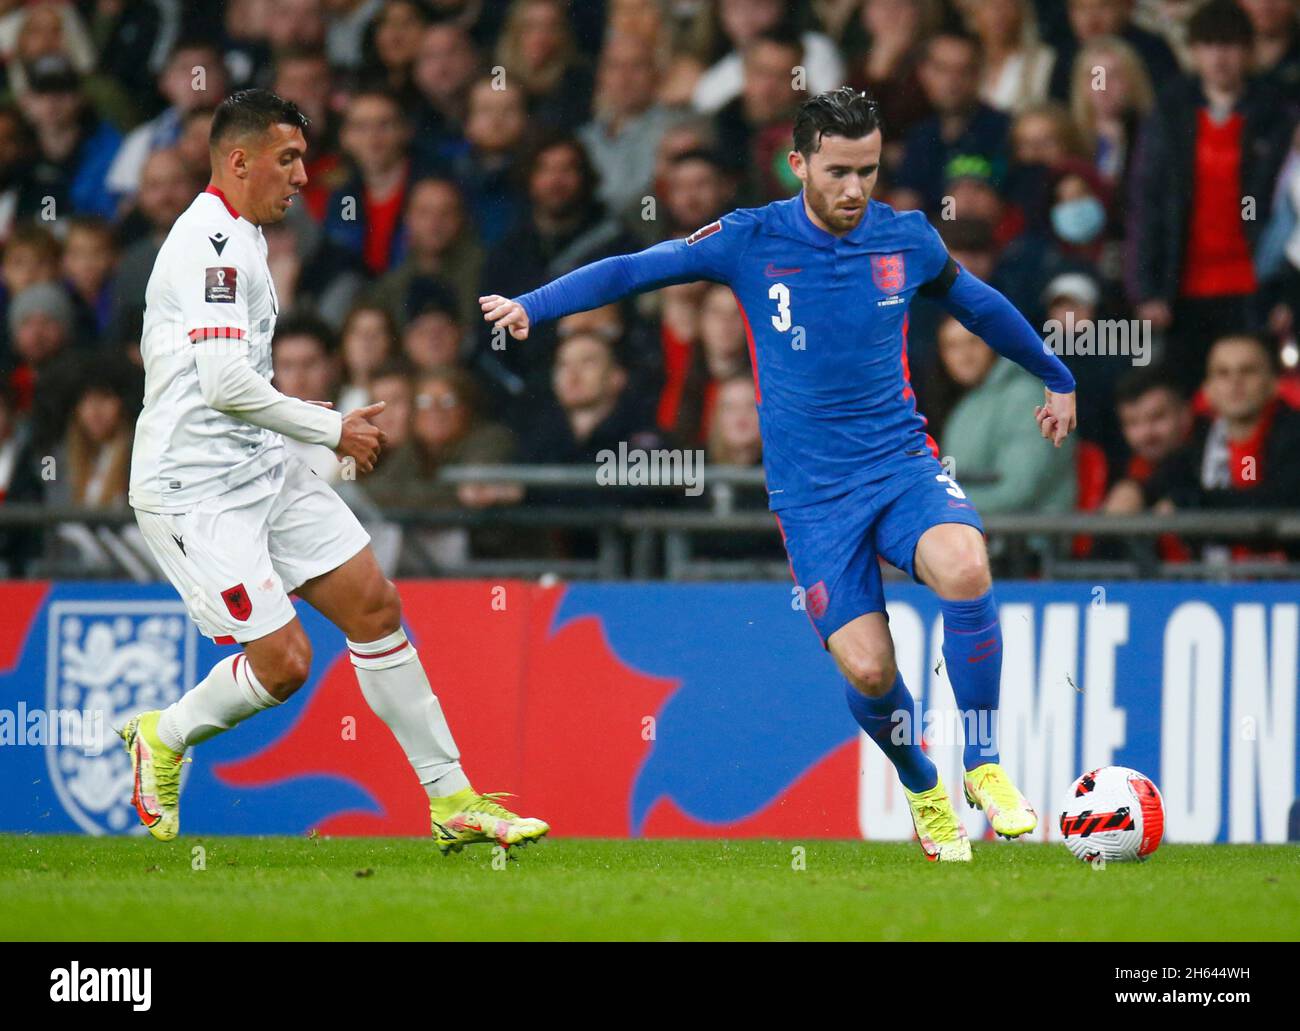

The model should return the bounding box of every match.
[1059,766,1165,863]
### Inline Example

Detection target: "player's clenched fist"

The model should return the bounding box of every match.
[336,401,387,474]
[479,294,530,340]
[1034,388,1077,448]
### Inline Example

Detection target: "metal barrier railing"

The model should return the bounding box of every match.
[2,466,1298,581]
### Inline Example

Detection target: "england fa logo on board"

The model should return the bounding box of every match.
[45,602,197,835]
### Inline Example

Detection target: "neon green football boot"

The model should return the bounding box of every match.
[903,776,971,862]
[963,762,1038,838]
[429,788,550,855]
[118,711,189,841]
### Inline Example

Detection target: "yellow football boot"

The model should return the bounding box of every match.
[963,762,1038,838]
[904,776,971,862]
[430,788,550,855]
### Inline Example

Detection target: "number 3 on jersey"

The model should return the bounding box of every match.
[769,282,791,332]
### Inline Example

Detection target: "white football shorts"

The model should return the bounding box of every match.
[135,456,371,644]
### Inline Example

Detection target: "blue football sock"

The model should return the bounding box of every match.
[940,590,1003,770]
[845,674,938,793]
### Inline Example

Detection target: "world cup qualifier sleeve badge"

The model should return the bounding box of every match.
[871,253,905,295]
[45,601,197,835]
[205,266,238,303]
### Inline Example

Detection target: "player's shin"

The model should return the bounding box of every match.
[844,674,938,793]
[939,590,1002,770]
[347,628,471,797]
[156,653,281,751]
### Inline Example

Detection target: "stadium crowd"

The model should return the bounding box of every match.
[1,0,1299,576]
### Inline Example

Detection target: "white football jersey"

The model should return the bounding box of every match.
[130,187,285,513]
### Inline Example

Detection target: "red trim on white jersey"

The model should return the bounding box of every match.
[188,326,246,342]
[204,184,241,220]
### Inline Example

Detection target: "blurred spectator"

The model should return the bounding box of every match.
[105,39,227,203]
[7,281,84,448]
[47,366,132,509]
[17,55,121,220]
[894,33,1011,212]
[692,0,845,114]
[360,0,431,102]
[272,47,346,222]
[667,283,752,445]
[2,1,137,129]
[336,302,398,411]
[524,331,666,469]
[1145,334,1300,515]
[1046,0,1180,102]
[86,0,184,115]
[368,176,483,328]
[108,148,199,344]
[846,0,941,172]
[706,372,762,467]
[268,0,328,58]
[999,159,1117,324]
[1,224,61,358]
[220,0,273,91]
[0,105,45,243]
[444,76,528,247]
[936,315,1077,513]
[648,146,736,244]
[366,366,518,510]
[272,315,344,482]
[579,33,684,217]
[327,89,417,277]
[965,0,1056,113]
[1243,0,1300,100]
[410,21,481,168]
[1068,35,1155,220]
[325,0,385,70]
[477,134,641,422]
[61,216,118,337]
[401,285,464,373]
[366,357,415,459]
[713,32,807,202]
[1011,101,1084,168]
[1128,0,1292,393]
[264,206,367,329]
[495,0,594,132]
[1041,270,1129,467]
[1103,364,1194,512]
[174,105,217,186]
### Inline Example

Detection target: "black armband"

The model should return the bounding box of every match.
[918,257,960,298]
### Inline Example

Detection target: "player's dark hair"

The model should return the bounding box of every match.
[793,87,882,158]
[1114,365,1186,407]
[1188,0,1254,47]
[209,89,309,151]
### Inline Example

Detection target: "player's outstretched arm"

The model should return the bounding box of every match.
[481,228,734,338]
[931,266,1078,447]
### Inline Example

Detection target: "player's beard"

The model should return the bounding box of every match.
[806,182,864,234]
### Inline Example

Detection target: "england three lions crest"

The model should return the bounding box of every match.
[871,253,906,295]
[45,602,197,835]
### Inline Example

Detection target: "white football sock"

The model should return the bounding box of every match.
[157,653,281,750]
[348,628,470,798]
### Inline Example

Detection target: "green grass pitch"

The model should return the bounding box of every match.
[2,835,1297,941]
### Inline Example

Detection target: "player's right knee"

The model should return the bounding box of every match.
[840,652,897,698]
[252,638,313,700]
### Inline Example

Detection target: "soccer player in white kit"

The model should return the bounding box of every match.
[120,89,549,854]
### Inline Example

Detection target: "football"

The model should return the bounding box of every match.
[1059,766,1165,863]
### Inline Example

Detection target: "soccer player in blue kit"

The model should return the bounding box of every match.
[481,88,1077,861]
